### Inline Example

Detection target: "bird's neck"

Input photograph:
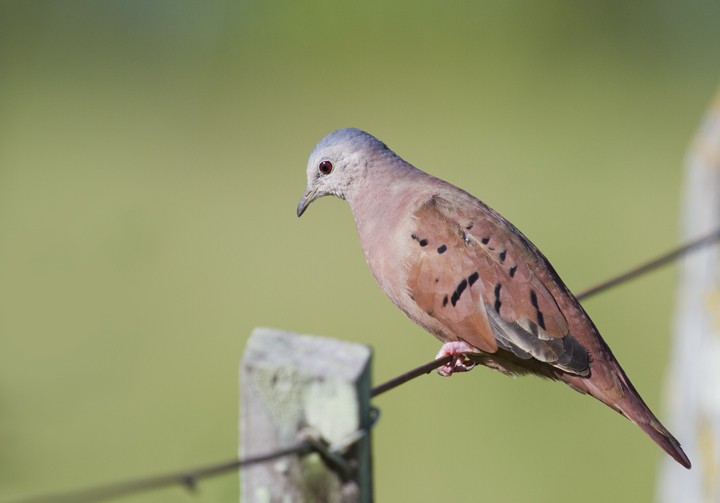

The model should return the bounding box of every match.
[345,161,434,299]
[346,160,422,238]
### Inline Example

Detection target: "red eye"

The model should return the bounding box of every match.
[318,160,333,175]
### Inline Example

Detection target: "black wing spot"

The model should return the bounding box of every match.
[468,271,479,286]
[450,279,468,307]
[437,244,447,254]
[509,265,518,278]
[499,249,507,263]
[442,295,449,307]
[530,290,539,309]
[536,310,546,330]
[411,234,429,247]
[457,279,468,297]
[481,236,490,245]
[528,290,546,330]
[494,283,502,313]
[466,222,474,230]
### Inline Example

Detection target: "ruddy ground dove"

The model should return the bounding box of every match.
[296,128,690,469]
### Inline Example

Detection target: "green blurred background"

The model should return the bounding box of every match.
[1,1,718,502]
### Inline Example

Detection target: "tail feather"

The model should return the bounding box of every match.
[615,381,691,469]
[636,414,691,469]
[560,358,691,469]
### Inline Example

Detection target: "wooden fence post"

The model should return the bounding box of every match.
[659,91,720,501]
[240,327,373,503]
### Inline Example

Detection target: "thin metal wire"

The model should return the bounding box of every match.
[4,444,313,503]
[301,406,381,478]
[4,408,382,503]
[574,228,720,300]
[371,356,452,397]
[329,406,380,454]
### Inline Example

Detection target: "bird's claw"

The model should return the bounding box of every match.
[435,341,480,377]
[437,355,476,376]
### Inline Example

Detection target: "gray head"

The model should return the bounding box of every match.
[296,128,393,217]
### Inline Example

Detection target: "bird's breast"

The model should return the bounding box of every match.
[349,188,425,308]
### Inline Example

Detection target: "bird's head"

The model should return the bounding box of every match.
[297,128,389,217]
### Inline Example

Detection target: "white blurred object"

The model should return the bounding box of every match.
[660,91,720,502]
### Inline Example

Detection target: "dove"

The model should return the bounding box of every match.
[296,127,690,469]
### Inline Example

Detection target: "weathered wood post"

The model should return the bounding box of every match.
[659,91,720,501]
[240,327,373,503]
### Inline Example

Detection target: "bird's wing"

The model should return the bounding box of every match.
[406,195,589,375]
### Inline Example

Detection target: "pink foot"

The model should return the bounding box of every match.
[435,341,481,377]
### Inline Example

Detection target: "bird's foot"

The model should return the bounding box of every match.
[435,341,480,377]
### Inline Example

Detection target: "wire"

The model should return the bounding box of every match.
[371,355,452,397]
[574,228,720,300]
[5,445,312,503]
[4,408,381,503]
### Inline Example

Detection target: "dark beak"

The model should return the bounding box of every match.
[296,187,317,217]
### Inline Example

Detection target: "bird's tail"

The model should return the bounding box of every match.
[570,360,692,469]
[614,377,691,469]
